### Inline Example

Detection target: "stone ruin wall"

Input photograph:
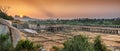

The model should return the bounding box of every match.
[71,25,120,35]
[17,23,120,35]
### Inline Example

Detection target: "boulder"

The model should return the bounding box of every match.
[0,18,23,47]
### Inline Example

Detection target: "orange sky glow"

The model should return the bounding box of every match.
[0,0,120,19]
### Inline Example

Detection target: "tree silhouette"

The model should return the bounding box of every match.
[0,6,13,20]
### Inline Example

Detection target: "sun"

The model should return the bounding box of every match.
[20,14,23,18]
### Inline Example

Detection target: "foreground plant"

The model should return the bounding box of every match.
[62,35,94,51]
[56,35,110,51]
[94,35,109,51]
[0,34,11,51]
[15,40,42,51]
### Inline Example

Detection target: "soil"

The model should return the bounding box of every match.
[27,30,120,51]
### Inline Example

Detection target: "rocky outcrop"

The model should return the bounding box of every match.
[0,24,9,34]
[0,18,25,47]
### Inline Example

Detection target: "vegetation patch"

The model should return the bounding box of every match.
[52,35,111,51]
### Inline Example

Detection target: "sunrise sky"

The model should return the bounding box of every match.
[0,0,120,19]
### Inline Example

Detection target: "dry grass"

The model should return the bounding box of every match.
[26,30,120,50]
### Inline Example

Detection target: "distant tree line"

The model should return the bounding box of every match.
[28,17,120,25]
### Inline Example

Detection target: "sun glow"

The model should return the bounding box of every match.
[20,14,23,18]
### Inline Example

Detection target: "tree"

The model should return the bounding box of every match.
[0,6,14,20]
[0,6,10,13]
[112,20,120,25]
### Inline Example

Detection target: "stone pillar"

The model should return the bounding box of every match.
[115,30,118,34]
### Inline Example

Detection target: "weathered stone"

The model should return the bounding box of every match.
[0,18,22,47]
[0,24,9,34]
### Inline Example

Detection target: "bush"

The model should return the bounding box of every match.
[15,40,42,51]
[62,35,94,51]
[94,36,108,51]
[0,34,11,51]
[0,34,9,42]
[61,35,109,51]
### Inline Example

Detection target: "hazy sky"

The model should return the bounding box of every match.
[0,0,120,19]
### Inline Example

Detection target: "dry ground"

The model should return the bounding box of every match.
[27,30,120,51]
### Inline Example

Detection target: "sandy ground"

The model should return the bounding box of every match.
[27,30,120,51]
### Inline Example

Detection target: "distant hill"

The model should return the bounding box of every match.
[14,15,39,22]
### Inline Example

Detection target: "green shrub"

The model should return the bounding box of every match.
[61,35,109,51]
[0,34,11,51]
[0,34,9,42]
[62,35,94,51]
[94,35,108,51]
[15,40,42,51]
